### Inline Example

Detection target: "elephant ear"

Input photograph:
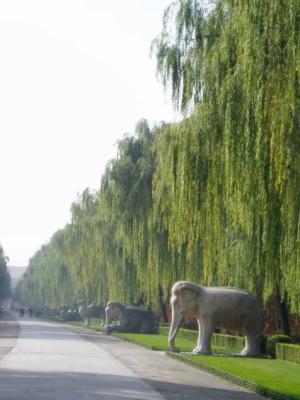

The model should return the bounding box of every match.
[171,281,203,296]
[107,301,124,310]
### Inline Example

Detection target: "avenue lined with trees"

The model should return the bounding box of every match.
[14,0,300,334]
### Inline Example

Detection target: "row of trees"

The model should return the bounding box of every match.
[0,245,11,301]
[15,0,300,332]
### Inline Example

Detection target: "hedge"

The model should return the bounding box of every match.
[160,326,245,353]
[276,343,300,365]
[211,333,244,353]
[265,335,293,358]
[160,326,197,341]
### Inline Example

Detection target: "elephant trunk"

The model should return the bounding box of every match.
[168,310,184,352]
[104,314,109,327]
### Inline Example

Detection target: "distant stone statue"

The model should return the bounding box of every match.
[87,303,105,320]
[77,300,105,326]
[77,300,89,325]
[104,301,157,334]
[168,281,263,356]
[60,307,81,322]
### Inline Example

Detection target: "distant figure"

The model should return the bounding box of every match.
[19,308,25,318]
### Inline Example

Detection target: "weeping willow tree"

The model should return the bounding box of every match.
[152,0,300,330]
[15,231,72,308]
[66,189,103,302]
[99,120,169,309]
[0,245,11,301]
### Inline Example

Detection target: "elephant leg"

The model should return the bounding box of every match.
[241,335,251,355]
[192,319,203,353]
[193,320,213,355]
[241,333,261,356]
[104,325,114,335]
[168,311,184,352]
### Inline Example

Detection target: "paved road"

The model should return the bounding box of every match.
[0,311,20,359]
[0,316,264,400]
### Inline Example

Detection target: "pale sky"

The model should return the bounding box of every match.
[0,0,176,266]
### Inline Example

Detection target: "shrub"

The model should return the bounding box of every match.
[159,326,169,337]
[276,343,300,364]
[260,334,269,355]
[291,334,300,344]
[266,335,293,358]
[211,334,244,353]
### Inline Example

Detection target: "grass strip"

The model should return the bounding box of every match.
[113,332,234,354]
[113,332,194,351]
[167,352,300,400]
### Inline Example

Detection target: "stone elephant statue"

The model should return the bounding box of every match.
[87,304,105,319]
[169,281,263,356]
[104,301,157,334]
[77,300,105,326]
[59,306,69,316]
[61,308,81,322]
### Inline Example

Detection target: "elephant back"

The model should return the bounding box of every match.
[123,306,153,318]
[87,304,105,318]
[62,309,81,321]
[120,306,156,332]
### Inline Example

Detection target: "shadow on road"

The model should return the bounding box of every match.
[0,369,260,400]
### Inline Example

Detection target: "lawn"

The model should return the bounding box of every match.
[114,332,238,354]
[115,332,194,351]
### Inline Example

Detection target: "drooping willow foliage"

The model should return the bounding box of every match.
[15,1,300,320]
[0,245,11,300]
[152,0,300,311]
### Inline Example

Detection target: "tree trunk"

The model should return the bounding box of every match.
[158,285,168,323]
[275,288,291,336]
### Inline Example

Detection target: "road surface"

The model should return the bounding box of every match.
[0,316,264,399]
